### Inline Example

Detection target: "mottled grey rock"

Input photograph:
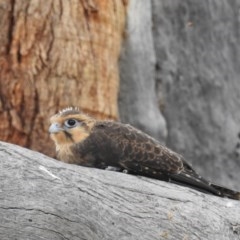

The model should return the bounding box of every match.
[118,0,167,142]
[152,0,240,189]
[1,141,240,240]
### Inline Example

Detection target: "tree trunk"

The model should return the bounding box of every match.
[118,0,240,191]
[1,141,240,240]
[0,0,127,157]
[152,0,240,190]
[118,0,167,143]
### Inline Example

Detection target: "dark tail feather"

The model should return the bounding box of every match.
[169,171,221,196]
[169,171,240,200]
[210,183,240,200]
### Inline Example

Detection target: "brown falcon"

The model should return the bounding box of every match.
[49,107,240,200]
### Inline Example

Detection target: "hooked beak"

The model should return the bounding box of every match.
[49,123,63,134]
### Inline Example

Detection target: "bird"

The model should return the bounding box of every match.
[49,107,240,200]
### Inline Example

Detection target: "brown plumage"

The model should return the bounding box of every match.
[49,107,240,200]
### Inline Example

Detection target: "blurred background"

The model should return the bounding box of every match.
[0,0,239,190]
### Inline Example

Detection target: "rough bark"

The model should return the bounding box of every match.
[0,0,127,157]
[1,141,240,240]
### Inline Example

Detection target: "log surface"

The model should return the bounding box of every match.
[0,141,240,240]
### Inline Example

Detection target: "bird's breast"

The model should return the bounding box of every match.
[56,143,76,163]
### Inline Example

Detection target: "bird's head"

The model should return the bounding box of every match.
[49,107,95,150]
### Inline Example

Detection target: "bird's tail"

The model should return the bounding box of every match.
[169,170,240,200]
[210,183,240,200]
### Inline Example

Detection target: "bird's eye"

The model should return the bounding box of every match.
[64,119,77,128]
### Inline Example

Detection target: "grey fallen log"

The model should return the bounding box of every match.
[0,141,240,240]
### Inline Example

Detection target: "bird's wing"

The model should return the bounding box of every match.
[93,121,224,196]
[93,121,184,175]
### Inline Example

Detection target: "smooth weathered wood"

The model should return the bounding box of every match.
[0,141,240,240]
[0,0,127,157]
